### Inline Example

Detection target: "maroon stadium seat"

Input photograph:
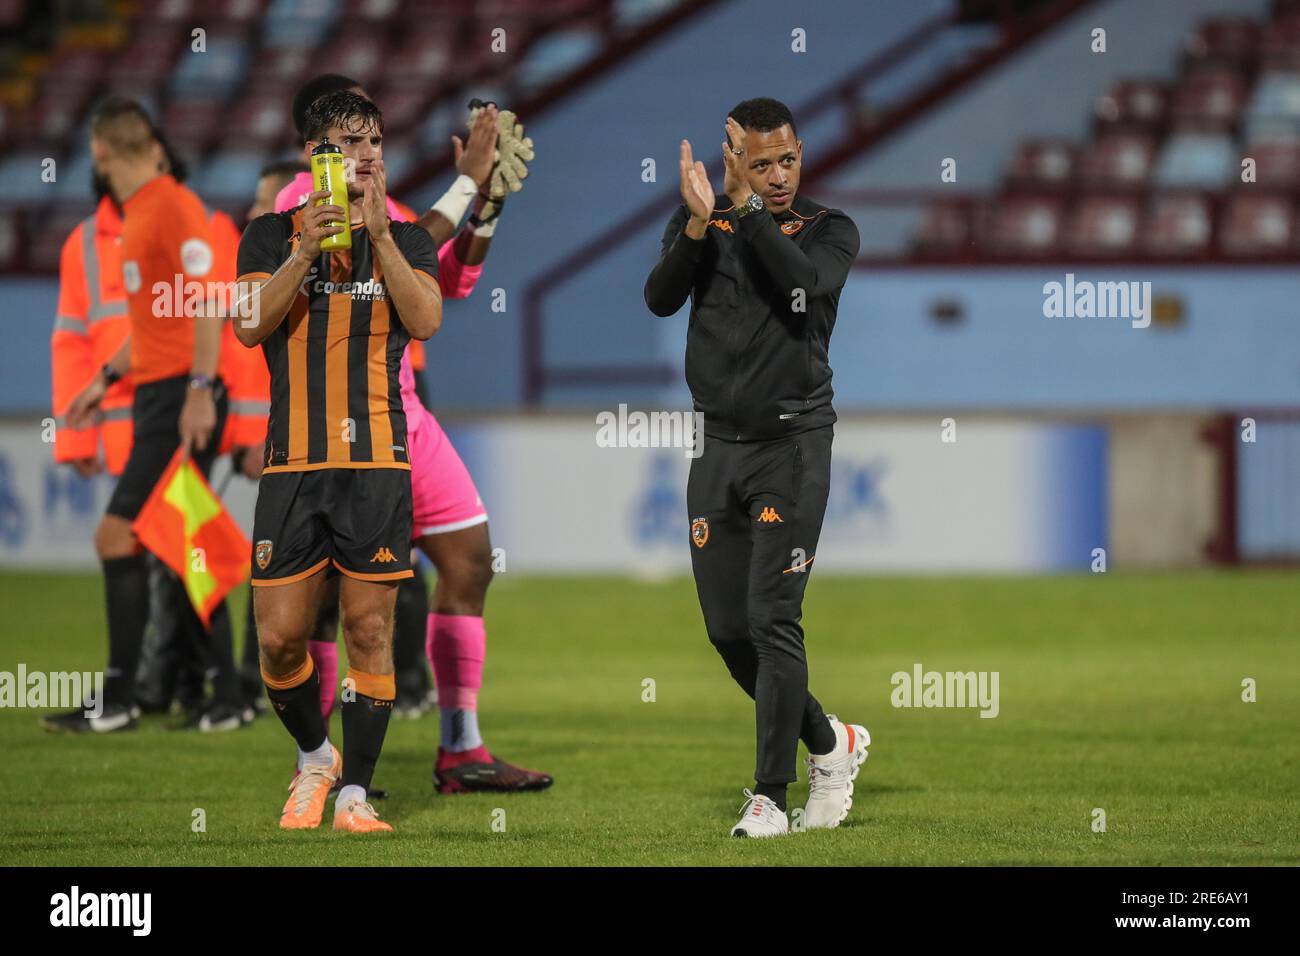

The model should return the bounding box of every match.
[1077,132,1157,188]
[983,195,1066,256]
[1184,17,1261,69]
[227,91,293,149]
[1063,195,1142,256]
[912,198,976,257]
[1094,79,1169,132]
[1006,139,1076,190]
[1244,137,1300,188]
[1169,67,1249,132]
[1142,194,1214,256]
[318,27,390,89]
[28,86,97,148]
[1260,11,1300,70]
[1219,193,1295,255]
[161,98,226,155]
[105,25,184,86]
[250,46,312,89]
[45,47,108,85]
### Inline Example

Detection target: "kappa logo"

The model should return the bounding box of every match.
[371,547,398,563]
[757,507,784,524]
[255,539,273,570]
[708,218,734,233]
[690,517,709,548]
[779,220,805,236]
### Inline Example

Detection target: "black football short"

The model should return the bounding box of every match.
[106,375,228,520]
[250,467,413,586]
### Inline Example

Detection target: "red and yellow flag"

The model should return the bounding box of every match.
[132,451,250,626]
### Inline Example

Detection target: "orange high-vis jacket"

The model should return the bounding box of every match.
[392,198,427,376]
[51,196,134,475]
[211,208,269,453]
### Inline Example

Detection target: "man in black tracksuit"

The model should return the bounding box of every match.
[645,98,868,837]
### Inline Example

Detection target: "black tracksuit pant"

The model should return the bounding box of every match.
[688,423,834,786]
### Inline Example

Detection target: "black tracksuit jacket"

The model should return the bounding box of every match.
[643,193,860,441]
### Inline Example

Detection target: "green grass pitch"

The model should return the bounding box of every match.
[1,570,1297,866]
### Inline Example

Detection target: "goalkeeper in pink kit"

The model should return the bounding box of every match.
[273,74,551,793]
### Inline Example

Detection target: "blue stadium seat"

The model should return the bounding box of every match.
[1153,132,1236,187]
[168,34,251,99]
[191,151,270,201]
[1244,70,1300,140]
[261,0,341,50]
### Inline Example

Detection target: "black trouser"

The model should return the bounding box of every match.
[687,424,833,786]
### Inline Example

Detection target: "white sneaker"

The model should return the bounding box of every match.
[803,716,869,829]
[730,789,789,838]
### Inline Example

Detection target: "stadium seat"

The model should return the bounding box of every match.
[105,25,185,87]
[1260,11,1300,70]
[28,86,98,149]
[1244,136,1300,187]
[260,0,341,50]
[1153,132,1236,188]
[191,150,270,201]
[1219,193,1295,255]
[160,97,227,156]
[249,46,312,89]
[982,195,1065,256]
[1063,195,1142,256]
[1244,70,1300,140]
[1005,139,1076,190]
[911,198,976,258]
[53,152,96,202]
[0,207,19,270]
[29,206,87,274]
[1077,132,1157,188]
[1142,193,1213,256]
[227,91,293,149]
[1169,67,1250,133]
[45,47,108,85]
[168,33,251,100]
[317,27,390,89]
[1183,17,1261,70]
[1093,79,1169,133]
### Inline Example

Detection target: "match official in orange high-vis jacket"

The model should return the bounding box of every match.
[51,192,134,476]
[210,206,270,468]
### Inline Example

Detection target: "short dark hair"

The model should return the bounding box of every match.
[728,97,798,139]
[89,95,155,156]
[152,125,188,183]
[292,73,360,139]
[302,90,383,145]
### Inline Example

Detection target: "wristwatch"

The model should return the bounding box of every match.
[734,192,765,218]
[188,374,213,391]
[101,363,122,387]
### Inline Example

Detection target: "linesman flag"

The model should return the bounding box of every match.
[132,451,250,626]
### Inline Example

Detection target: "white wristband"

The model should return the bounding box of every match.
[430,174,479,227]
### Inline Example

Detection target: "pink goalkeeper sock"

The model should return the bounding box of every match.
[307,640,339,722]
[427,613,485,710]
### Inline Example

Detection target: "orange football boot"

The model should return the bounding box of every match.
[333,797,393,834]
[279,746,342,829]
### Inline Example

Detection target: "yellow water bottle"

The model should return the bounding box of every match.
[310,138,351,252]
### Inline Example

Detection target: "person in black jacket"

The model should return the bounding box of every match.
[644,98,868,838]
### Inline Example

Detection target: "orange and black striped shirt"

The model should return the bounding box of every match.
[236,208,439,473]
